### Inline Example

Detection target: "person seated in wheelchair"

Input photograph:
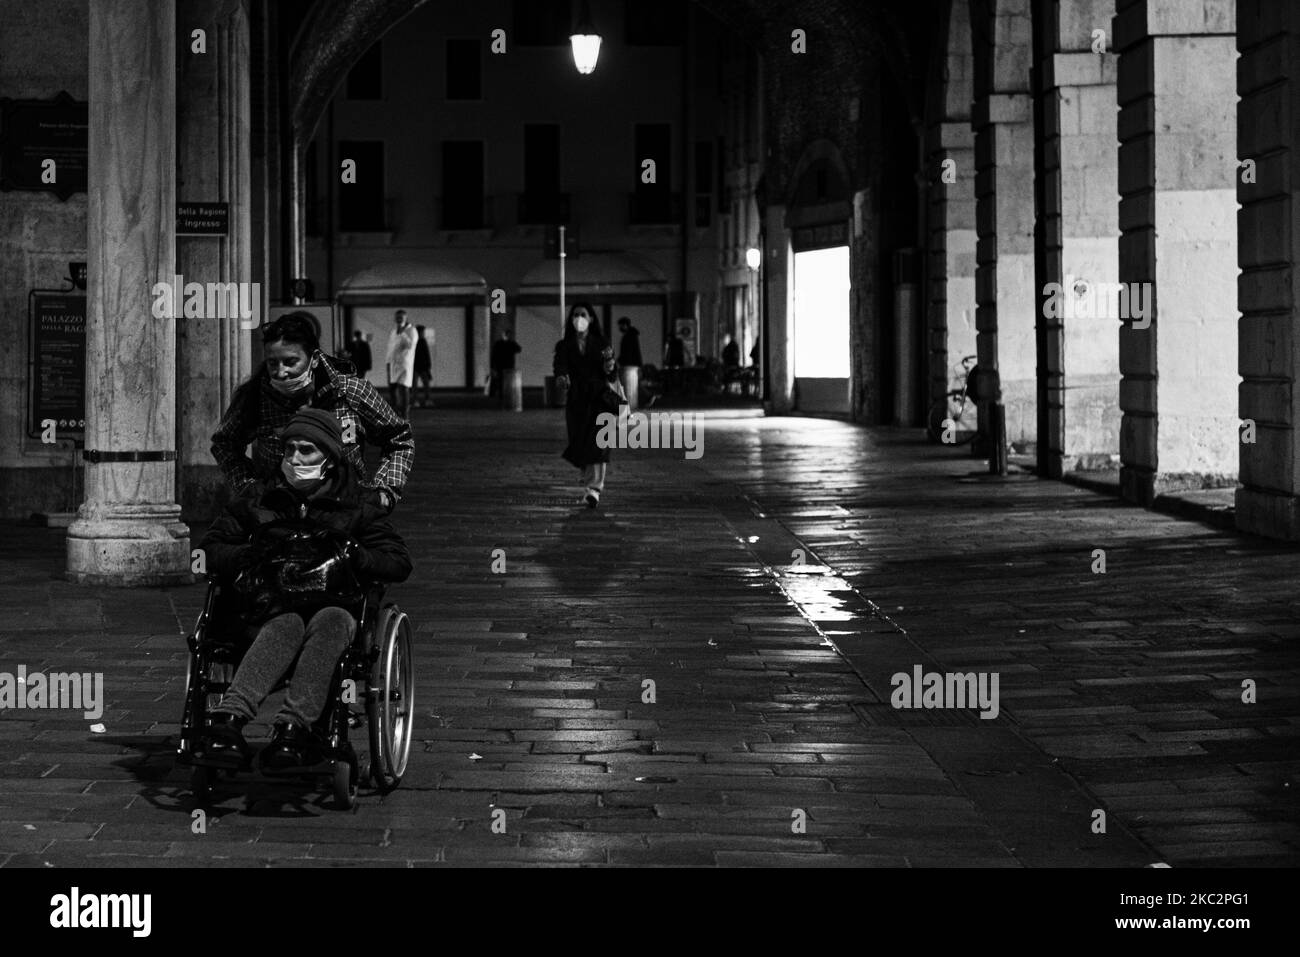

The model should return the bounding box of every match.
[194,407,412,771]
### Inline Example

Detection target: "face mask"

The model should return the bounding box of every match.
[269,361,315,395]
[281,458,327,489]
[573,317,589,334]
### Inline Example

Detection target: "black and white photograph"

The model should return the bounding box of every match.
[0,0,1292,935]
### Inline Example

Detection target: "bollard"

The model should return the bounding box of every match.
[620,365,640,412]
[988,401,1008,475]
[503,369,523,412]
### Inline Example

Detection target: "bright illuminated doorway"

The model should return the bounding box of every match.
[792,244,850,412]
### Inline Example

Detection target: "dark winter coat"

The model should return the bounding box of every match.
[554,330,624,468]
[349,338,372,374]
[199,461,412,593]
[414,334,432,374]
[617,326,642,367]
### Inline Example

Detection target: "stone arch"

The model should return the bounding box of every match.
[777,138,855,413]
[284,0,912,424]
[784,138,852,215]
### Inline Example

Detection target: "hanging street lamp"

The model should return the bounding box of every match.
[570,0,602,74]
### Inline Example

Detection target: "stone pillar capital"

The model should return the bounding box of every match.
[973,93,1032,128]
[1049,52,1119,88]
[1113,0,1236,52]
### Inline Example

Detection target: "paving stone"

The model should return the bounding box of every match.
[0,411,1294,867]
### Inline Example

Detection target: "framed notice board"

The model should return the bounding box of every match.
[0,92,88,200]
[28,290,87,439]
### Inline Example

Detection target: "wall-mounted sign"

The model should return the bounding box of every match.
[28,291,87,438]
[177,202,229,236]
[0,92,88,200]
[791,221,849,253]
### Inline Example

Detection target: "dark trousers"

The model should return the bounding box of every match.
[389,383,410,419]
[213,608,355,729]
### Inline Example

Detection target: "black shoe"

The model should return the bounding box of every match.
[260,722,322,773]
[197,712,250,768]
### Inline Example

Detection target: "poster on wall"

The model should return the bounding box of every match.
[28,291,87,439]
[0,91,88,200]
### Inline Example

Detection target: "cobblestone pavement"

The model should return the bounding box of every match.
[0,411,1295,867]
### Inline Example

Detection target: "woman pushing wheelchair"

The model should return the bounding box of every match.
[193,407,411,771]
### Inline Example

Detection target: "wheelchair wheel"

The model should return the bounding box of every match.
[332,759,358,810]
[927,391,979,446]
[368,606,414,791]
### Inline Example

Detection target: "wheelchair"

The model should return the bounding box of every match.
[175,521,414,809]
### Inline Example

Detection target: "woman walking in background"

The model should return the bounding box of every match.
[413,324,434,408]
[553,304,626,508]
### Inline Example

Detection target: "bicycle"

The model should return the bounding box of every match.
[926,354,979,446]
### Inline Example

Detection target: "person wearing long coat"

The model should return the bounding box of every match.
[553,303,626,508]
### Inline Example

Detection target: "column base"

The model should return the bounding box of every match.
[1061,452,1121,474]
[1235,487,1300,541]
[1122,467,1237,509]
[1121,466,1154,506]
[66,502,193,586]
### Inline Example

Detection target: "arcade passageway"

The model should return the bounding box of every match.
[0,412,1295,866]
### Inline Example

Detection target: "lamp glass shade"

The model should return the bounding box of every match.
[745,247,762,271]
[570,33,602,74]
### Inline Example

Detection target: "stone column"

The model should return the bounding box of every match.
[926,0,977,411]
[972,1,1037,449]
[1115,0,1237,505]
[1036,0,1122,477]
[177,0,253,518]
[67,0,190,585]
[926,119,978,408]
[471,300,490,388]
[763,203,793,413]
[1236,1,1300,537]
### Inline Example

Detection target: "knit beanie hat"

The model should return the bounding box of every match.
[281,408,343,461]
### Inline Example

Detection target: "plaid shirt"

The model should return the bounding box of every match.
[211,354,415,499]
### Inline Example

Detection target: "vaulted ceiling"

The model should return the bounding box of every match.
[288,0,937,143]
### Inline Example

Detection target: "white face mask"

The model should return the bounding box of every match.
[281,459,327,489]
[573,317,589,334]
[270,361,315,395]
